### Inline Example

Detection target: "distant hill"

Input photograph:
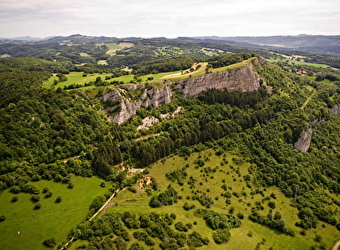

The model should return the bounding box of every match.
[187,35,340,55]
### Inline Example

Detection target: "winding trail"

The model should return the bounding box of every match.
[59,188,121,250]
[333,241,340,250]
[301,88,316,110]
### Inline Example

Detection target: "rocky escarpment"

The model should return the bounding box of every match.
[101,84,172,124]
[101,57,267,124]
[176,57,266,97]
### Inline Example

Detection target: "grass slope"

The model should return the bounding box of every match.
[98,149,338,250]
[0,176,109,250]
[43,72,112,89]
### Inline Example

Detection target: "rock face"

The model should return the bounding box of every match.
[176,58,265,97]
[294,128,313,153]
[101,83,172,124]
[330,105,340,115]
[101,57,266,124]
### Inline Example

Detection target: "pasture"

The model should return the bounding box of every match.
[0,176,109,250]
[43,72,112,89]
[42,58,256,91]
[101,149,339,250]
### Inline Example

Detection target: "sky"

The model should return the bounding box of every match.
[0,0,339,38]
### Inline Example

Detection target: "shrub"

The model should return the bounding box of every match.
[0,215,6,222]
[43,238,56,248]
[34,203,41,210]
[11,196,18,202]
[128,187,137,193]
[31,195,40,203]
[44,191,53,198]
[55,196,62,203]
[212,229,231,244]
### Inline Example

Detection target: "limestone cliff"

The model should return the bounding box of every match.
[100,57,266,124]
[294,128,313,153]
[100,83,172,124]
[175,57,266,97]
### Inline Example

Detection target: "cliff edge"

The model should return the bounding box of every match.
[100,57,267,124]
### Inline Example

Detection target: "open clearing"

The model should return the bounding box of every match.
[43,72,112,89]
[90,148,340,250]
[43,58,257,91]
[104,42,135,55]
[0,176,109,250]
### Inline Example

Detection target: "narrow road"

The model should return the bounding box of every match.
[333,241,340,250]
[59,188,121,249]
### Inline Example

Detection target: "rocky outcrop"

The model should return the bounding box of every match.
[294,127,313,153]
[176,58,266,97]
[101,83,172,124]
[101,57,266,124]
[331,105,340,115]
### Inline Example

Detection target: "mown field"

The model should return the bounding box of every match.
[88,148,339,250]
[0,176,109,250]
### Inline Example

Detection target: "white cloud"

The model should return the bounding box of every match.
[0,0,339,37]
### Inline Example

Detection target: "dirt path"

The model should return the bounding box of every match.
[59,188,121,249]
[301,89,316,110]
[333,241,340,250]
[89,188,121,221]
[161,62,207,79]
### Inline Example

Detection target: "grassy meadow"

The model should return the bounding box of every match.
[104,42,135,55]
[43,72,113,89]
[0,176,109,250]
[42,57,257,91]
[98,149,339,250]
[269,54,331,68]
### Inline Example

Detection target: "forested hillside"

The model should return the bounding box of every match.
[0,37,339,250]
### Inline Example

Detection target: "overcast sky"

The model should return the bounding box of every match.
[0,0,339,38]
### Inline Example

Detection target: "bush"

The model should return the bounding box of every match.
[0,215,6,222]
[188,231,209,247]
[128,187,137,193]
[44,191,53,198]
[31,195,40,203]
[11,196,18,202]
[43,237,56,248]
[212,229,231,244]
[175,222,188,232]
[34,202,41,210]
[55,196,62,203]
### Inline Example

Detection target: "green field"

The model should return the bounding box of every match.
[0,176,109,250]
[43,71,182,90]
[87,148,339,250]
[167,58,256,82]
[43,58,256,91]
[79,53,91,57]
[269,54,330,68]
[104,42,135,55]
[43,72,112,89]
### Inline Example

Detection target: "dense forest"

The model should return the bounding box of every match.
[0,36,339,250]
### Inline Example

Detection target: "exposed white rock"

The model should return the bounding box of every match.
[101,57,266,124]
[294,127,313,153]
[137,116,160,130]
